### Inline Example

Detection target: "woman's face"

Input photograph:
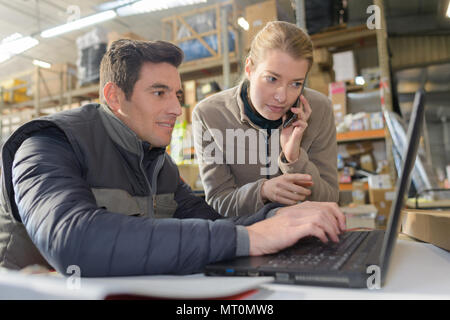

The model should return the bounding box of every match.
[245,49,309,121]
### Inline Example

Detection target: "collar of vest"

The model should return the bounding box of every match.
[98,104,165,156]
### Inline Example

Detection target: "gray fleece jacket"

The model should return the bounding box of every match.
[192,82,338,217]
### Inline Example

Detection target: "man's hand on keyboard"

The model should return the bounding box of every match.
[246,201,346,256]
[280,201,346,232]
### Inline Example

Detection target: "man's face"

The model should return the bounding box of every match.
[112,62,183,148]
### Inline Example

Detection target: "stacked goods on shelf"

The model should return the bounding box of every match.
[347,87,382,113]
[177,10,235,62]
[351,180,366,205]
[169,110,203,190]
[0,108,34,144]
[178,163,203,191]
[169,119,188,164]
[0,79,31,104]
[76,28,107,86]
[368,174,395,224]
[340,204,377,229]
[305,0,347,35]
[361,67,381,90]
[32,63,77,99]
[244,0,276,50]
[329,81,346,125]
[169,80,197,166]
[169,79,211,191]
[338,141,376,180]
[183,80,197,124]
[196,81,221,102]
[173,79,222,163]
[331,80,385,134]
[107,31,146,49]
[336,111,384,134]
[314,47,333,69]
[244,0,295,50]
[332,50,357,82]
[162,1,239,66]
[308,48,334,96]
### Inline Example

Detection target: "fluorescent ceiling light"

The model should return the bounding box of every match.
[96,0,135,11]
[446,1,450,18]
[237,17,249,31]
[116,0,207,17]
[40,10,117,38]
[33,59,52,69]
[0,33,39,64]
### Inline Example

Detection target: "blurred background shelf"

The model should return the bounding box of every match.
[337,129,386,143]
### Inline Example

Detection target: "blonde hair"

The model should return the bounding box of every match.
[248,21,313,70]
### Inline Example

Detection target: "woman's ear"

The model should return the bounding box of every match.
[244,57,253,80]
[103,82,121,112]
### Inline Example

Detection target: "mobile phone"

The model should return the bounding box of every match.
[282,74,308,129]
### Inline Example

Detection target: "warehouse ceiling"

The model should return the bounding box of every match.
[0,0,265,81]
[0,0,449,82]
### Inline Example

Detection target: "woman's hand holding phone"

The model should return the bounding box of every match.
[280,94,312,163]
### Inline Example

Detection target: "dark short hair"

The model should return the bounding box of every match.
[99,39,184,103]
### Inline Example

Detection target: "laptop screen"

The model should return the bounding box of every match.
[379,90,425,284]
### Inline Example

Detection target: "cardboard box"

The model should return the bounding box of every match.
[32,63,77,99]
[341,204,377,229]
[401,209,450,251]
[308,64,334,96]
[313,48,332,68]
[107,31,147,49]
[329,81,346,125]
[360,154,375,172]
[368,174,392,189]
[338,167,352,184]
[183,81,196,106]
[351,181,366,205]
[182,80,197,123]
[370,112,384,130]
[344,141,373,157]
[332,50,357,82]
[369,187,396,217]
[244,0,277,50]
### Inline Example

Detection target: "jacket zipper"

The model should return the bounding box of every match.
[138,150,153,217]
[151,155,165,213]
[265,130,271,180]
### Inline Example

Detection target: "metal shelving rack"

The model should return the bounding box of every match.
[161,0,241,84]
[307,0,395,193]
[0,66,99,144]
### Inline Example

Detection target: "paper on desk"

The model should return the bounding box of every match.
[0,268,274,300]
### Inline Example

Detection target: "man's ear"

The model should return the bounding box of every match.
[103,82,122,112]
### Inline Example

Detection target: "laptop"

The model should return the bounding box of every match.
[205,90,426,288]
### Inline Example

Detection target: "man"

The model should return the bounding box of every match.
[0,39,345,276]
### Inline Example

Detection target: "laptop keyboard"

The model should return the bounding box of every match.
[262,231,370,271]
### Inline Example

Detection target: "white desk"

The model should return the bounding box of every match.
[0,240,449,300]
[254,240,450,300]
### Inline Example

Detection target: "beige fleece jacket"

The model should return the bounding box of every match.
[192,81,338,217]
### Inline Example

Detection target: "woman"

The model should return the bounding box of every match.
[192,21,338,217]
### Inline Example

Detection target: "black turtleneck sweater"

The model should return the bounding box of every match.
[240,81,282,136]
